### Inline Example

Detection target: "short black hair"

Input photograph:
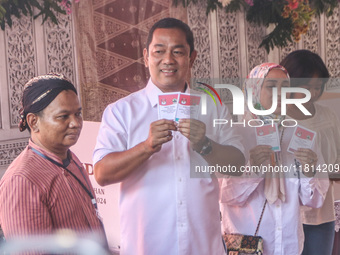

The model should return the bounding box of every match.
[146,17,194,56]
[280,50,330,94]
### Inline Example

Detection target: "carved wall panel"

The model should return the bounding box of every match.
[217,9,240,103]
[0,12,76,172]
[277,7,340,91]
[218,10,240,79]
[279,40,299,63]
[186,5,340,105]
[5,15,36,127]
[246,22,267,72]
[302,16,320,53]
[325,5,340,84]
[0,140,28,176]
[279,17,320,63]
[187,7,268,104]
[187,1,211,80]
[44,13,76,83]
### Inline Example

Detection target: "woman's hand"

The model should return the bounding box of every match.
[249,145,272,166]
[294,148,318,177]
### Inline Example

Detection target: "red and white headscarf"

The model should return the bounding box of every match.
[243,62,289,123]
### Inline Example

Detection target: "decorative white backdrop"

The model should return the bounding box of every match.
[0,1,339,172]
[187,3,340,104]
[0,12,77,173]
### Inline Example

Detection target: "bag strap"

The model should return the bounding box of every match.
[254,199,267,236]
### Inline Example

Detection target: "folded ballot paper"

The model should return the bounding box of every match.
[158,93,201,121]
[287,125,316,153]
[255,123,281,152]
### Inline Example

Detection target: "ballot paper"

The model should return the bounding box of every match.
[255,123,281,151]
[158,93,179,120]
[287,125,316,153]
[175,93,201,121]
[158,93,201,121]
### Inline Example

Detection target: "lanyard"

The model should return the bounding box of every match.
[30,147,97,209]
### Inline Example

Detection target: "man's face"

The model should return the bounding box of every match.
[33,90,83,158]
[143,28,196,92]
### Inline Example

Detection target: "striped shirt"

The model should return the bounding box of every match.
[0,140,106,241]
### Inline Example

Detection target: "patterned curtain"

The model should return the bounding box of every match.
[74,0,187,121]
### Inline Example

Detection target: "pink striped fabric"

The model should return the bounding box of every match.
[0,140,106,242]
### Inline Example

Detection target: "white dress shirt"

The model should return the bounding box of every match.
[220,126,329,255]
[94,79,243,255]
[290,103,340,225]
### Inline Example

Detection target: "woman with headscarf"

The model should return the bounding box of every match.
[0,74,107,252]
[219,63,329,255]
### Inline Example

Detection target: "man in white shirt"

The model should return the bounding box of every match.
[93,17,244,255]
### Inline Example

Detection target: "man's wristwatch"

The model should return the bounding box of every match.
[197,137,212,156]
